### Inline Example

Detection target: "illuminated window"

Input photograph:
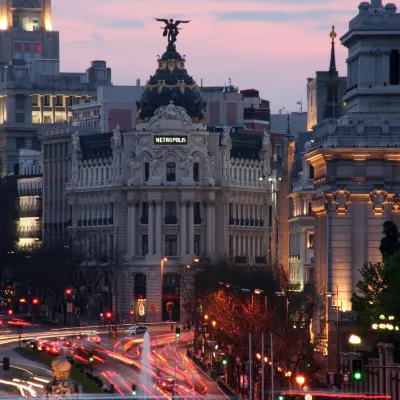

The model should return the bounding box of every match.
[32,19,39,31]
[24,43,31,53]
[308,234,315,249]
[14,42,21,53]
[32,95,39,106]
[34,42,41,53]
[12,14,21,29]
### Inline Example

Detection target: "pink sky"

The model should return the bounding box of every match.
[54,0,363,112]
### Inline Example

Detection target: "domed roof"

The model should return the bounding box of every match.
[137,43,207,125]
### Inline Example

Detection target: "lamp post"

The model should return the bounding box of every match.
[160,257,167,321]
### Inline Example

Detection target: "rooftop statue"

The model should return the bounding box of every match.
[154,18,191,45]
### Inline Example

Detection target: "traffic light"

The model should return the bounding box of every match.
[352,359,364,382]
[277,394,285,400]
[32,298,39,305]
[89,353,94,363]
[131,384,137,396]
[65,289,72,296]
[175,327,180,338]
[222,359,227,365]
[129,310,134,315]
[105,311,112,320]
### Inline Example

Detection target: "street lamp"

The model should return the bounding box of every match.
[349,334,361,345]
[295,375,305,388]
[160,257,168,321]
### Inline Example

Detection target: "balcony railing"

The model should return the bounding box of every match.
[19,188,42,197]
[18,230,42,239]
[229,218,266,228]
[194,215,202,225]
[140,216,148,224]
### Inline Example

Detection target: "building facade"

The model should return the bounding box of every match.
[305,0,400,338]
[16,148,42,250]
[65,40,272,322]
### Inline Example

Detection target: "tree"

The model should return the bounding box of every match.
[379,221,400,259]
[378,252,400,318]
[351,262,387,328]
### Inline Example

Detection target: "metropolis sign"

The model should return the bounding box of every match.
[154,135,188,145]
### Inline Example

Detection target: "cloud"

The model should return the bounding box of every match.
[214,9,353,22]
[101,19,144,29]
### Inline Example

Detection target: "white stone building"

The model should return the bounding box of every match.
[65,40,272,322]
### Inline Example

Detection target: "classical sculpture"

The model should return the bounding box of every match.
[221,126,231,146]
[180,156,193,178]
[154,18,191,45]
[150,157,160,177]
[112,124,122,147]
[47,356,79,397]
[203,152,215,178]
[71,131,80,151]
[149,101,192,125]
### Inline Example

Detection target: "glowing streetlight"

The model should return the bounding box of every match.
[349,334,361,345]
[296,375,305,388]
[211,320,217,328]
[204,314,209,321]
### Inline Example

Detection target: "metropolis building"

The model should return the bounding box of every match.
[65,32,272,322]
[305,0,400,345]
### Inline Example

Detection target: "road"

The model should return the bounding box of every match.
[0,318,226,399]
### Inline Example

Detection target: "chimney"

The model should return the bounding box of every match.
[136,78,140,86]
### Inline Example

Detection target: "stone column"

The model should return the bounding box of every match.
[188,202,194,255]
[131,202,136,256]
[148,201,154,255]
[206,202,212,255]
[232,233,236,257]
[155,201,162,255]
[180,201,187,257]
[127,206,132,255]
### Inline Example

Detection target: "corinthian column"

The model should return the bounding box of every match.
[155,201,162,255]
[148,201,154,255]
[206,202,213,255]
[180,202,187,257]
[188,202,194,255]
[127,206,132,255]
[131,202,137,256]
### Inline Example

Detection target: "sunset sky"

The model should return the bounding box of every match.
[54,0,363,112]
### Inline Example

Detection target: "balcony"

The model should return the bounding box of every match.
[140,216,148,224]
[165,216,178,225]
[97,218,102,226]
[19,209,42,218]
[229,217,235,225]
[234,256,248,264]
[254,256,267,264]
[108,217,114,225]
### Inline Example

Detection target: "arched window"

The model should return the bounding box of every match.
[162,273,181,321]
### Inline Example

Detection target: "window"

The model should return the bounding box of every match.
[56,95,63,106]
[308,202,312,215]
[194,234,201,256]
[229,203,233,218]
[15,95,24,110]
[309,165,314,179]
[268,205,272,227]
[308,233,315,249]
[15,113,24,123]
[144,162,149,182]
[24,43,31,53]
[14,42,21,53]
[34,42,41,54]
[32,19,39,31]
[193,162,200,182]
[12,14,21,29]
[194,202,201,224]
[229,235,233,256]
[141,202,148,224]
[32,95,39,106]
[166,162,176,181]
[165,234,177,256]
[44,95,50,106]
[165,201,177,224]
[142,234,148,256]
[390,49,400,85]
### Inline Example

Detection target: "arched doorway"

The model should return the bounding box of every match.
[162,274,180,321]
[134,273,146,322]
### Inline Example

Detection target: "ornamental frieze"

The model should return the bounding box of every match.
[369,186,387,216]
[311,193,327,215]
[391,194,400,213]
[332,185,351,215]
[143,79,201,94]
[157,57,186,72]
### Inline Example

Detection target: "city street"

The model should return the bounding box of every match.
[0,320,226,399]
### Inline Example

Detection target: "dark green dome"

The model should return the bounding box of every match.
[137,43,207,124]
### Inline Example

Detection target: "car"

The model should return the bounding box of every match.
[124,325,148,336]
[157,375,176,392]
[81,334,101,343]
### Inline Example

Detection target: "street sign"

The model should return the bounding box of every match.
[67,303,73,313]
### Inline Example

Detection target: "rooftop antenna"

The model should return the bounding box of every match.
[296,98,303,113]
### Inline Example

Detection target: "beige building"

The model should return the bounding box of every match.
[65,41,272,322]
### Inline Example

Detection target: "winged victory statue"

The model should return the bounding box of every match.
[154,18,191,45]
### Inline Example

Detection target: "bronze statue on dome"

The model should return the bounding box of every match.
[154,18,191,45]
